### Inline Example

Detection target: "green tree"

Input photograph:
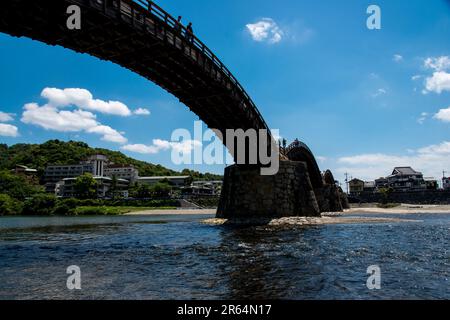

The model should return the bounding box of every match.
[378,187,393,205]
[0,194,23,215]
[74,173,98,199]
[0,170,42,200]
[132,183,151,199]
[22,194,57,215]
[150,182,171,198]
[109,175,119,200]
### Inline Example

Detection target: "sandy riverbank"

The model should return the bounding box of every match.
[125,204,450,216]
[125,208,216,215]
[344,203,450,214]
[124,204,450,226]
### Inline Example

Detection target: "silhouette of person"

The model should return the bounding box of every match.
[175,16,182,33]
[186,22,194,42]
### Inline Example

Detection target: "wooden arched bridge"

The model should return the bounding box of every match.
[0,0,346,218]
[0,0,270,143]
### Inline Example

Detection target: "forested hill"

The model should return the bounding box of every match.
[0,140,222,180]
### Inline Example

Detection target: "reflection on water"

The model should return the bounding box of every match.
[0,213,449,299]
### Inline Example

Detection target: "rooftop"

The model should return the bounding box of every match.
[138,176,190,180]
[105,164,136,169]
[392,167,421,176]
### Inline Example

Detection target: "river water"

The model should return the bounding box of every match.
[0,212,448,299]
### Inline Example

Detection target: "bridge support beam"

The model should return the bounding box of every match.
[217,160,322,219]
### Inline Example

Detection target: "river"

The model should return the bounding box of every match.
[0,212,448,299]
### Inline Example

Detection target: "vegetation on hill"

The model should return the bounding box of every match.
[0,140,222,215]
[0,140,223,180]
[0,170,43,200]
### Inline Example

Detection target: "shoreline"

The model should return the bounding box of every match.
[344,203,450,214]
[125,204,450,216]
[124,208,217,215]
[126,203,450,226]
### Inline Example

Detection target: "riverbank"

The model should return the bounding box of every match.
[125,208,216,215]
[127,203,450,216]
[345,203,450,214]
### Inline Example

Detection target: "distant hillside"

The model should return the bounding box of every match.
[0,140,223,181]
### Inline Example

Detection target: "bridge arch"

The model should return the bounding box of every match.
[0,0,272,155]
[284,140,323,189]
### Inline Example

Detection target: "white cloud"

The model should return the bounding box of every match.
[434,106,450,122]
[21,103,127,144]
[424,71,450,94]
[417,112,428,124]
[0,111,14,122]
[393,54,403,62]
[335,141,450,180]
[122,139,201,155]
[424,56,450,71]
[246,18,284,44]
[372,88,387,98]
[0,124,19,137]
[22,103,98,132]
[86,125,127,144]
[133,108,151,116]
[152,139,172,151]
[422,56,450,94]
[171,139,202,153]
[417,141,450,154]
[411,75,421,81]
[121,144,161,154]
[41,87,132,116]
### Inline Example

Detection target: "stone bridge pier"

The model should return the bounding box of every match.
[217,142,349,219]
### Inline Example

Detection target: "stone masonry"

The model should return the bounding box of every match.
[217,160,347,219]
[218,160,337,219]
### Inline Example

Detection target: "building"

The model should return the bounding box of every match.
[443,177,450,190]
[363,181,376,192]
[424,177,438,190]
[56,176,129,198]
[349,178,364,195]
[181,180,223,196]
[44,154,136,197]
[44,163,95,192]
[181,185,216,196]
[137,176,190,188]
[13,165,37,175]
[375,177,388,189]
[104,164,138,183]
[386,167,426,192]
[82,155,108,177]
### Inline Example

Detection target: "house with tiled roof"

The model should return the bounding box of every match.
[386,167,426,191]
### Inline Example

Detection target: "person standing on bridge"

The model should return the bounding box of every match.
[186,22,194,42]
[175,16,183,33]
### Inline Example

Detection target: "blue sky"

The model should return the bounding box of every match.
[1,0,450,184]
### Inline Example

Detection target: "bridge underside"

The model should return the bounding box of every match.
[0,0,270,157]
